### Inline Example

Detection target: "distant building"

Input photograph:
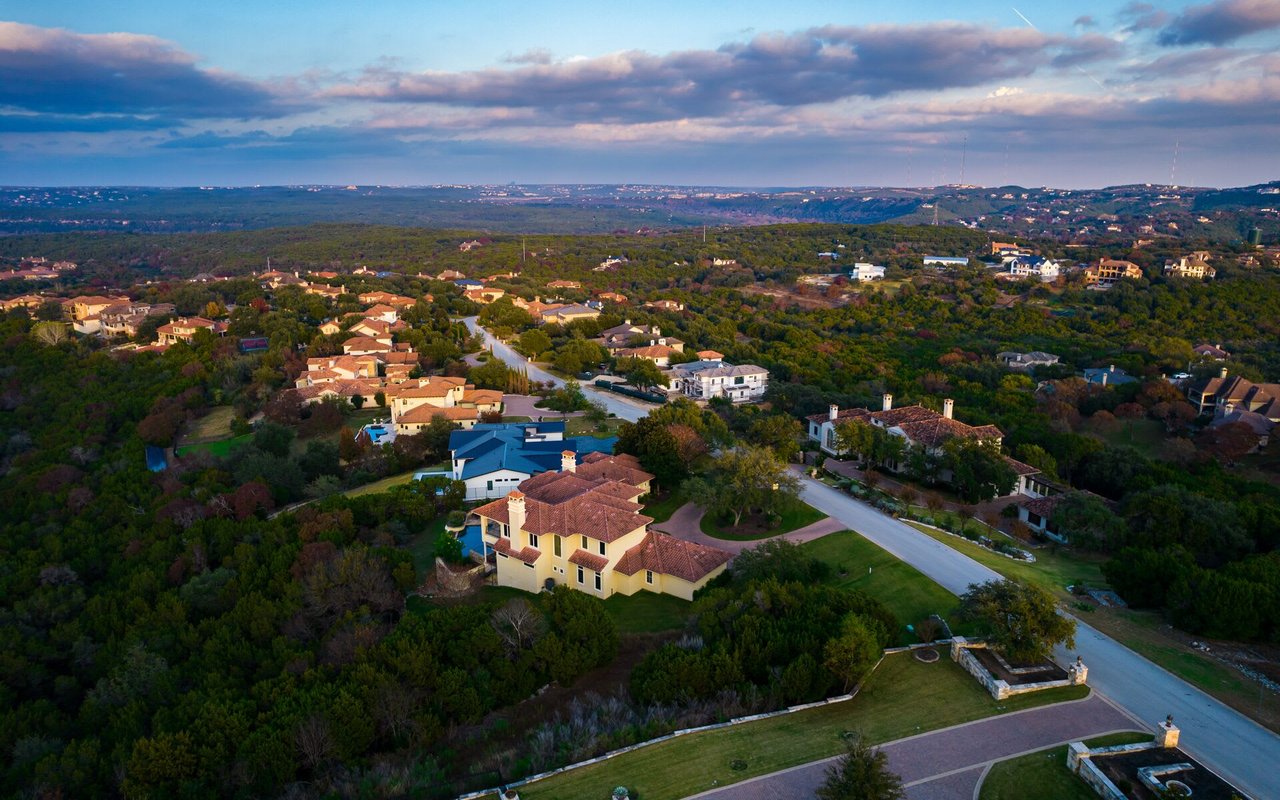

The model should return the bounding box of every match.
[1083,259,1142,288]
[1082,365,1138,386]
[923,256,970,268]
[668,355,768,403]
[156,316,222,346]
[547,279,582,289]
[1187,367,1280,420]
[643,299,685,312]
[1005,256,1061,282]
[1163,256,1216,280]
[997,351,1061,370]
[850,263,886,282]
[1193,343,1230,360]
[538,304,600,326]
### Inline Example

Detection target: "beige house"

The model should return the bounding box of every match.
[1083,259,1143,287]
[385,376,503,433]
[156,316,220,345]
[1163,256,1216,280]
[472,453,732,600]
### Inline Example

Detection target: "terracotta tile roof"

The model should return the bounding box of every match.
[568,549,609,571]
[463,389,503,405]
[343,335,392,352]
[573,454,654,486]
[870,405,939,426]
[473,480,653,544]
[618,345,677,359]
[895,417,1002,449]
[396,405,479,424]
[614,532,732,583]
[1003,456,1041,476]
[805,407,873,424]
[1020,496,1061,518]
[491,536,541,564]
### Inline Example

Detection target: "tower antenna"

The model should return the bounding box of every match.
[959,135,968,186]
[1169,140,1180,188]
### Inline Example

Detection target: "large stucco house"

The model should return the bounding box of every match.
[668,355,769,403]
[448,421,576,500]
[472,453,732,600]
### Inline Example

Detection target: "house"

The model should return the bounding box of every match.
[304,283,347,299]
[923,256,970,268]
[1193,343,1230,360]
[546,279,582,290]
[997,351,1061,370]
[643,299,685,312]
[318,319,345,336]
[481,271,518,283]
[386,376,502,434]
[538,304,600,326]
[309,270,341,280]
[471,455,731,600]
[361,304,400,324]
[1188,368,1280,420]
[1082,259,1143,287]
[458,240,484,252]
[1005,256,1061,282]
[850,263,886,282]
[259,270,308,289]
[596,291,628,304]
[100,302,174,339]
[464,287,506,304]
[615,344,679,368]
[348,318,400,340]
[1083,365,1138,386]
[65,295,129,323]
[668,357,769,403]
[1164,256,1216,280]
[156,317,222,346]
[358,291,417,308]
[1211,410,1274,450]
[1,294,46,312]
[599,321,683,355]
[817,251,841,260]
[448,422,574,500]
[990,241,1024,255]
[436,269,466,281]
[597,256,629,270]
[797,273,842,287]
[342,336,393,356]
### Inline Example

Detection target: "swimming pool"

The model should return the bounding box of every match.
[359,423,396,446]
[459,524,483,557]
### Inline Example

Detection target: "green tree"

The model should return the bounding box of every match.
[1049,491,1125,551]
[943,440,1016,503]
[816,739,905,800]
[543,380,591,413]
[823,614,881,692]
[616,356,670,390]
[516,328,552,358]
[960,579,1076,664]
[552,339,608,375]
[683,445,801,527]
[748,414,803,461]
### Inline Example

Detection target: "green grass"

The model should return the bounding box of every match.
[178,405,235,444]
[502,415,533,423]
[700,500,826,541]
[604,591,692,633]
[640,490,686,524]
[978,731,1152,800]
[512,651,1089,800]
[408,517,448,582]
[1087,418,1166,460]
[565,415,624,438]
[175,434,251,458]
[905,521,1108,602]
[342,462,449,498]
[802,531,971,644]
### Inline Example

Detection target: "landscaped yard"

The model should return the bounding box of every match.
[639,489,686,524]
[604,591,692,634]
[342,462,449,498]
[802,531,971,644]
[408,517,448,582]
[178,405,236,445]
[978,731,1152,800]
[700,500,826,540]
[175,434,252,458]
[565,415,624,438]
[509,650,1089,800]
[1085,417,1168,460]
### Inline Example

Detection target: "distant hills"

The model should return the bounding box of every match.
[0,181,1276,240]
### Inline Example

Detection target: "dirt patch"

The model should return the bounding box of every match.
[1093,747,1243,800]
[705,510,781,540]
[971,647,1067,686]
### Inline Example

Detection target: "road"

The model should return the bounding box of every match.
[462,316,652,422]
[796,472,1280,799]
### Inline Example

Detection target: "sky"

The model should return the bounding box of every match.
[1,0,1278,188]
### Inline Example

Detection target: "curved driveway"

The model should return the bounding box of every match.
[795,472,1279,799]
[463,316,652,422]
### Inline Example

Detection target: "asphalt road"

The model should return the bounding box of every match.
[462,316,651,422]
[795,473,1280,799]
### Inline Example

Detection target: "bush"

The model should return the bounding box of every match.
[435,530,464,564]
[446,509,467,528]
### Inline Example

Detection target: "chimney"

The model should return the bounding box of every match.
[829,404,839,422]
[1109,364,1115,373]
[882,393,893,412]
[1220,367,1228,379]
[943,399,954,420]
[561,451,576,474]
[507,491,526,541]
[624,318,631,325]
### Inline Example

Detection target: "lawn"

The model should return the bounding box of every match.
[408,517,448,582]
[565,415,624,438]
[978,731,1152,800]
[905,521,1108,602]
[175,434,252,458]
[802,531,970,644]
[639,489,686,524]
[178,405,236,445]
[342,462,449,498]
[604,591,692,634]
[510,650,1089,800]
[1086,417,1167,460]
[700,500,826,541]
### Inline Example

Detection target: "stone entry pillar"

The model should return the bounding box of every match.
[1068,655,1088,685]
[1157,715,1180,748]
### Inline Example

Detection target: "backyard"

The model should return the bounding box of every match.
[508,650,1089,800]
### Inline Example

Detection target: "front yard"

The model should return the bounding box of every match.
[699,500,826,540]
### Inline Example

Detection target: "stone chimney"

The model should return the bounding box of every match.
[561,451,576,473]
[943,399,954,420]
[828,404,839,422]
[1220,367,1228,379]
[507,491,526,541]
[882,393,893,412]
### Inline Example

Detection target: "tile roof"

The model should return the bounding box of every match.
[895,418,1002,449]
[568,549,609,571]
[397,405,479,424]
[473,470,654,544]
[614,532,732,583]
[491,536,542,564]
[805,407,873,424]
[1003,456,1041,476]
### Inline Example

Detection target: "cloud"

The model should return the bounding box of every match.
[0,21,293,118]
[329,23,1118,123]
[1120,47,1244,80]
[1074,15,1098,28]
[1117,2,1171,33]
[503,48,554,65]
[0,113,179,133]
[1157,0,1280,45]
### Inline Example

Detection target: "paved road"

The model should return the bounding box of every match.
[794,471,1280,799]
[688,694,1136,800]
[462,316,652,422]
[653,501,845,554]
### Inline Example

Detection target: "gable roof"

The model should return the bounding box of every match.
[449,422,573,480]
[614,532,732,583]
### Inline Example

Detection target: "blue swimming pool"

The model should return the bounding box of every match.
[362,424,394,445]
[459,523,483,557]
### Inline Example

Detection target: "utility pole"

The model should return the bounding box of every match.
[959,135,968,187]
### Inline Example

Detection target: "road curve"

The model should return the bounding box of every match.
[795,471,1280,799]
[462,316,651,422]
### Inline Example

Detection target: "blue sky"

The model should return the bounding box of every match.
[1,0,1278,187]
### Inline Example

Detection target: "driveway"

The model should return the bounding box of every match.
[793,470,1280,799]
[463,316,653,422]
[687,693,1137,800]
[500,393,583,421]
[653,502,845,555]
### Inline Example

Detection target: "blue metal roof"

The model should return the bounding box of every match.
[449,422,574,480]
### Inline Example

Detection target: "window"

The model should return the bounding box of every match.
[553,535,562,557]
[594,572,602,591]
[581,535,588,549]
[645,570,654,584]
[734,376,744,385]
[502,524,510,538]
[529,533,539,549]
[486,480,493,491]
[598,541,606,556]
[576,566,584,584]
[524,561,534,569]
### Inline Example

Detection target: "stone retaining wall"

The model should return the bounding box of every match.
[950,637,1086,701]
[435,557,486,593]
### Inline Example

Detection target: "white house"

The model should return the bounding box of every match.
[448,421,573,500]
[668,355,769,403]
[850,263,887,282]
[1005,256,1061,282]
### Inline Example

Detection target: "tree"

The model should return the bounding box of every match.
[748,414,803,462]
[31,321,68,346]
[823,614,881,692]
[1048,491,1126,551]
[435,530,464,564]
[684,445,801,527]
[516,328,552,358]
[943,440,1016,503]
[552,339,607,375]
[960,579,1075,665]
[816,739,905,800]
[468,358,512,391]
[616,356,669,390]
[542,380,591,413]
[1196,421,1260,463]
[490,599,547,655]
